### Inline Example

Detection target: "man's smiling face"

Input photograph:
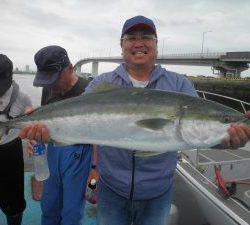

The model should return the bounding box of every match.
[121,26,158,70]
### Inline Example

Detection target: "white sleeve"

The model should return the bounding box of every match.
[9,91,32,118]
[0,92,32,145]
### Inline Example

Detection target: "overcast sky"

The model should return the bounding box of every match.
[1,0,250,76]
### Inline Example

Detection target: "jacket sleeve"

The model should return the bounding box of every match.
[179,77,198,97]
[85,73,112,94]
[9,92,32,117]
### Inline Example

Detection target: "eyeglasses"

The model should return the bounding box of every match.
[121,34,157,43]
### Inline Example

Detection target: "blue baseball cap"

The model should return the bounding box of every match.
[121,15,157,37]
[33,45,70,87]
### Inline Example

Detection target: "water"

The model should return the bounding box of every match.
[13,74,42,107]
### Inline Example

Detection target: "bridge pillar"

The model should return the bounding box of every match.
[75,66,81,75]
[92,61,99,76]
[212,62,248,78]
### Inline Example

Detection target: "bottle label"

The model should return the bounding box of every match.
[33,144,46,156]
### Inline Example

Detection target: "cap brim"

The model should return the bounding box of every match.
[123,23,156,36]
[33,70,60,87]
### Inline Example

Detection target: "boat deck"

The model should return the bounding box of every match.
[0,172,97,225]
[179,144,250,224]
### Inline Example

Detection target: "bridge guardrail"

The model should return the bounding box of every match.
[158,52,225,59]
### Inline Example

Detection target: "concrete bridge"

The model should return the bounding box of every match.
[74,51,250,78]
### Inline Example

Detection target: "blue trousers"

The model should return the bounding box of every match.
[41,144,92,225]
[97,180,173,225]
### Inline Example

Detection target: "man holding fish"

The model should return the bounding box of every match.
[18,15,250,225]
[28,46,92,225]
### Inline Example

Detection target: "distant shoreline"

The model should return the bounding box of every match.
[13,71,35,75]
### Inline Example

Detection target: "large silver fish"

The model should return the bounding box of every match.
[0,84,249,153]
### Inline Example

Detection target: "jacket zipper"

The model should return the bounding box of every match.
[129,85,152,200]
[129,151,135,199]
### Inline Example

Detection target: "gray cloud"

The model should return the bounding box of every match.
[0,0,249,76]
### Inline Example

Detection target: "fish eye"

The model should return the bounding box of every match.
[223,115,230,123]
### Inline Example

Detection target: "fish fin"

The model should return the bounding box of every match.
[91,82,121,93]
[135,151,162,157]
[136,118,171,131]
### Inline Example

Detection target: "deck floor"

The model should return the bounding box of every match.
[0,172,97,225]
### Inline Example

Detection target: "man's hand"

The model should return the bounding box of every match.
[21,104,51,143]
[221,111,250,149]
[19,122,51,143]
[26,140,36,157]
[25,106,34,114]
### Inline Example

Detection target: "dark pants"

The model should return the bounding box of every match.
[97,180,173,225]
[0,138,26,225]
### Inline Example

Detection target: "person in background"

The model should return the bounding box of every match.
[28,45,93,225]
[0,54,32,225]
[19,16,250,225]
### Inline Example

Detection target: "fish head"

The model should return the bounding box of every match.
[180,101,246,148]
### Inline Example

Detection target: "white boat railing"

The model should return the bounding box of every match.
[196,90,250,113]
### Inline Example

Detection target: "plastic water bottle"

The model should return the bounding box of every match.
[85,179,97,204]
[33,143,50,181]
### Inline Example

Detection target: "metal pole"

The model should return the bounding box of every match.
[161,39,165,57]
[201,31,211,57]
[161,37,169,57]
[201,32,205,56]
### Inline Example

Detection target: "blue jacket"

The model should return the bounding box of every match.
[85,63,198,200]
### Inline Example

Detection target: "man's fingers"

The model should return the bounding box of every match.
[26,141,34,157]
[27,124,38,140]
[220,137,230,148]
[25,106,34,114]
[236,124,249,144]
[228,125,243,149]
[228,126,241,148]
[240,124,250,139]
[35,123,45,143]
[41,127,50,143]
[27,141,33,149]
[29,140,37,146]
[19,122,50,143]
[19,124,33,139]
[245,111,250,118]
